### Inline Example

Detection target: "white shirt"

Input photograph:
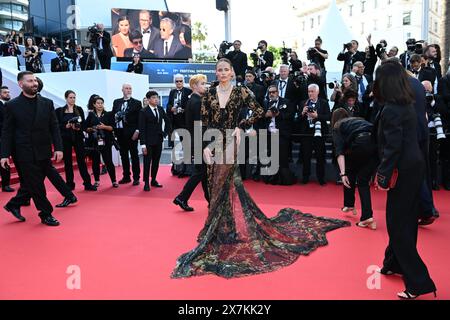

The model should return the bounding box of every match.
[268,100,279,133]
[278,78,288,98]
[116,99,129,129]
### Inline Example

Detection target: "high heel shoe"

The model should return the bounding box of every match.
[342,207,357,216]
[397,290,437,300]
[356,218,377,230]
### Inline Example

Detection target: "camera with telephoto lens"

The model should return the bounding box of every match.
[68,116,82,129]
[293,71,307,87]
[344,42,353,51]
[280,46,292,65]
[91,126,106,150]
[431,113,446,140]
[307,47,318,61]
[87,23,101,45]
[426,92,435,104]
[376,40,387,59]
[260,71,273,82]
[174,101,184,115]
[269,100,279,114]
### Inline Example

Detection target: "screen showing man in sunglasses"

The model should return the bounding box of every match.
[124,30,156,59]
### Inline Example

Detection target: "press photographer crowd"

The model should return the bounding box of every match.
[0,29,449,230]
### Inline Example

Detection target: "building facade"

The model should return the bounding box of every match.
[296,0,443,53]
[0,0,29,36]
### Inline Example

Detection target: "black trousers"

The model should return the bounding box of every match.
[383,164,436,295]
[343,143,377,221]
[8,159,56,214]
[0,165,11,188]
[116,129,140,181]
[143,143,162,183]
[62,137,92,186]
[98,53,111,70]
[92,146,116,183]
[300,136,326,181]
[428,135,439,184]
[178,163,209,203]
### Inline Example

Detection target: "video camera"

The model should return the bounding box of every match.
[343,42,353,51]
[376,40,388,59]
[268,100,279,114]
[219,41,233,56]
[406,38,424,54]
[280,43,292,65]
[293,71,307,87]
[260,71,274,82]
[68,116,82,129]
[87,23,101,45]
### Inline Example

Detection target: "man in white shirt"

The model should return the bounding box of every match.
[138,10,160,52]
[154,17,184,59]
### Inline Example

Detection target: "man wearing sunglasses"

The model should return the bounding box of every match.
[124,30,155,60]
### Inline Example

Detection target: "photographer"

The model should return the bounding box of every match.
[0,34,21,69]
[258,67,276,91]
[422,81,445,190]
[51,48,69,72]
[55,91,96,191]
[306,63,327,100]
[298,84,331,185]
[263,85,296,185]
[218,40,248,81]
[126,54,143,74]
[437,72,450,190]
[23,37,43,73]
[330,73,357,109]
[400,38,423,68]
[272,64,300,104]
[71,45,95,71]
[337,40,365,75]
[112,84,143,185]
[408,54,437,89]
[307,36,328,76]
[288,51,303,75]
[254,40,274,72]
[93,23,113,70]
[245,70,265,107]
[166,75,192,177]
[363,35,377,81]
[424,45,442,82]
[85,96,118,188]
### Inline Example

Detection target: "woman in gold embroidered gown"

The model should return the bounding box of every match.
[172,59,350,279]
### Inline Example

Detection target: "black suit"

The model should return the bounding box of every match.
[139,106,171,184]
[177,93,209,202]
[0,100,11,188]
[263,97,296,185]
[298,98,331,183]
[153,36,185,60]
[97,31,113,69]
[410,67,438,88]
[51,56,69,72]
[224,50,248,79]
[376,103,436,296]
[166,87,192,150]
[1,94,63,215]
[55,106,92,188]
[258,51,274,71]
[112,97,142,182]
[337,50,366,75]
[126,62,143,74]
[141,26,161,52]
[71,52,95,71]
[271,78,300,105]
[437,75,450,188]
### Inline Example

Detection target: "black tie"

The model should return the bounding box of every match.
[153,108,159,122]
[164,41,169,56]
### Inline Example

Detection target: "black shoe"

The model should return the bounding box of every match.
[55,195,78,208]
[173,197,194,212]
[418,216,436,226]
[119,177,131,184]
[2,186,15,192]
[151,181,163,188]
[112,182,119,188]
[432,207,440,218]
[133,180,140,186]
[4,204,26,222]
[143,184,150,192]
[38,212,60,226]
[84,184,97,191]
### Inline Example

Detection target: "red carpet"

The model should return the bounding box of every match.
[0,166,448,300]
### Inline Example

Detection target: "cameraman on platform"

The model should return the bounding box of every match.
[217,40,248,81]
[337,40,365,75]
[94,23,113,70]
[255,40,274,72]
[307,36,328,78]
[288,51,303,75]
[400,38,422,69]
[51,48,69,72]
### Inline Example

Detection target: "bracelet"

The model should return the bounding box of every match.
[340,173,347,177]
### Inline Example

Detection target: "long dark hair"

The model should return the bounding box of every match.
[87,94,99,111]
[373,60,415,106]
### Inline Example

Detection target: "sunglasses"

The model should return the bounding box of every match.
[268,91,277,94]
[175,80,183,83]
[133,40,143,44]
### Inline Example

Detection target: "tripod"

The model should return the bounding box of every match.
[85,44,101,71]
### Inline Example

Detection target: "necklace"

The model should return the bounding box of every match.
[217,84,232,93]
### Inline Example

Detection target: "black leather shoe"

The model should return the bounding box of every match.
[84,184,97,191]
[119,178,131,184]
[132,180,140,186]
[418,216,436,226]
[151,181,163,188]
[143,184,150,192]
[4,204,26,222]
[56,195,78,208]
[38,212,60,226]
[173,197,194,212]
[2,186,15,192]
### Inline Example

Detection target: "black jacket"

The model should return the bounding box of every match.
[71,52,95,71]
[337,50,366,75]
[364,46,377,81]
[139,106,171,146]
[298,98,331,136]
[271,78,301,105]
[410,67,438,87]
[437,74,450,129]
[51,57,70,72]
[84,111,115,146]
[97,31,113,58]
[376,103,424,188]
[126,62,143,74]
[166,87,193,129]
[112,97,143,137]
[247,82,265,107]
[0,100,5,139]
[224,50,248,79]
[1,93,63,161]
[259,51,274,71]
[263,97,296,139]
[333,117,374,156]
[55,105,86,142]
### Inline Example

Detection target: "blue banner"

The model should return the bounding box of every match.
[111,61,217,84]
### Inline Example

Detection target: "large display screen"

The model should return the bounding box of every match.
[111,8,192,61]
